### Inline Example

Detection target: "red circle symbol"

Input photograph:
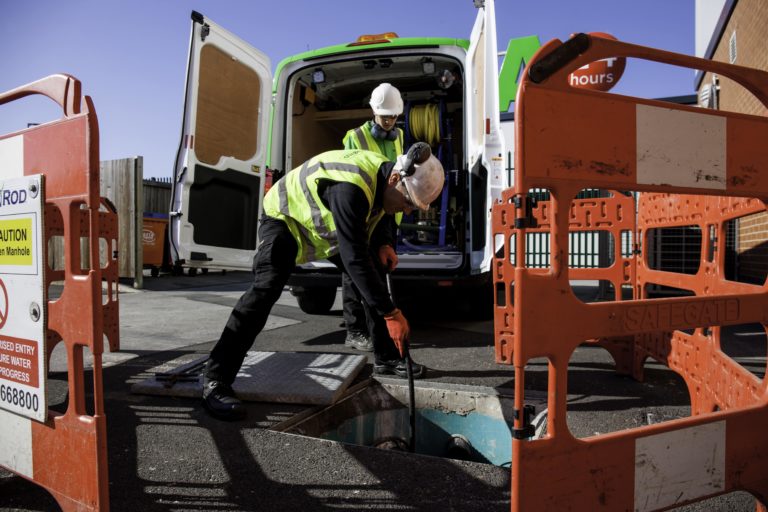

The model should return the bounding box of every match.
[568,32,626,92]
[0,278,8,330]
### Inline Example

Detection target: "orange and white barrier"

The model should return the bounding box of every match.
[0,74,117,511]
[493,189,637,367]
[493,34,768,511]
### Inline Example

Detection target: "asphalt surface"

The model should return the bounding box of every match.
[0,271,762,511]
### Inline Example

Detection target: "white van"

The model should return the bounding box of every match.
[169,1,506,313]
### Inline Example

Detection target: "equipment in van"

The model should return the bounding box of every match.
[169,1,504,315]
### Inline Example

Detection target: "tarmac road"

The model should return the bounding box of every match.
[0,271,761,511]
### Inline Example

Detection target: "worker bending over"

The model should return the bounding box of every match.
[202,143,445,421]
[339,83,404,352]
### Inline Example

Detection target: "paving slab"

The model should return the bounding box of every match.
[131,350,367,405]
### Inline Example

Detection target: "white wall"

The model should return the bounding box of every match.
[696,0,728,57]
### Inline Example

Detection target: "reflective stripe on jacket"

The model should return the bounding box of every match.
[262,149,390,264]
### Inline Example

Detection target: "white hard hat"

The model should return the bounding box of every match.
[369,83,403,116]
[399,154,445,211]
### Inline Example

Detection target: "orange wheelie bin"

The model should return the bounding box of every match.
[143,213,169,277]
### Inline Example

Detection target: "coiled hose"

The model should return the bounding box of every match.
[408,103,441,147]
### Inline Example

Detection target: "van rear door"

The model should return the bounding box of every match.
[465,0,504,273]
[169,12,272,270]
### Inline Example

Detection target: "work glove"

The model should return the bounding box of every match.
[384,308,409,357]
[378,245,398,272]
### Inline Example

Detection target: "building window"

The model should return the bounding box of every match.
[729,30,737,64]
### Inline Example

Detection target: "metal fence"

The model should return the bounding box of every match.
[143,177,171,214]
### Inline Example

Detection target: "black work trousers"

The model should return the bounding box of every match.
[205,217,399,385]
[341,271,368,335]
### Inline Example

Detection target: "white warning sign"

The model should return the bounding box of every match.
[0,175,45,422]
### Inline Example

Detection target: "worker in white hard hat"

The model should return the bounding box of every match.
[201,143,444,421]
[343,83,404,159]
[339,83,404,352]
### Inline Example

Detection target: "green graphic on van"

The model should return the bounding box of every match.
[498,35,541,113]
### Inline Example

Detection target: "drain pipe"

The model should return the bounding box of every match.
[386,272,416,453]
[445,434,474,461]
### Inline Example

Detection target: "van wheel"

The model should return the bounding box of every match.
[458,287,493,320]
[295,287,336,315]
[470,296,493,319]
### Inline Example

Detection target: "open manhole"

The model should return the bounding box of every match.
[274,380,545,466]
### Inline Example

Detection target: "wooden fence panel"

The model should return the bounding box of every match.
[49,157,173,288]
[100,157,143,287]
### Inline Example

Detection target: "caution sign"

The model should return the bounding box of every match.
[0,175,45,422]
[0,218,33,265]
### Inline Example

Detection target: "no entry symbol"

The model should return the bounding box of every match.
[0,278,8,330]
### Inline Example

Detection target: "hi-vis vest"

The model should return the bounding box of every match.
[343,121,403,161]
[342,121,404,225]
[263,149,390,264]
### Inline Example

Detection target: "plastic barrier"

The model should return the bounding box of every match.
[0,74,117,510]
[492,34,768,511]
[633,193,766,404]
[493,189,637,366]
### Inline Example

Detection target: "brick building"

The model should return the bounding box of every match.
[696,0,768,284]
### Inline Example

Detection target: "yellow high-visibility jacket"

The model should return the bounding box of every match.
[263,149,390,264]
[343,121,404,226]
[342,121,403,161]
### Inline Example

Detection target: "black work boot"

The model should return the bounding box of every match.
[373,358,426,379]
[202,379,246,421]
[345,331,373,352]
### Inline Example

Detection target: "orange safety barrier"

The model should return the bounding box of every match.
[632,193,766,403]
[493,189,637,367]
[492,33,768,511]
[0,74,117,510]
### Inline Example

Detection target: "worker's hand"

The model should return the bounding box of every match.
[384,308,409,357]
[378,245,398,272]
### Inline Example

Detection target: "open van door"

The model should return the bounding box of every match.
[465,0,505,273]
[169,12,272,270]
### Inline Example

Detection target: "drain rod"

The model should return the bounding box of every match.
[386,272,416,453]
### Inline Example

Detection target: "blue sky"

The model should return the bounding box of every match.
[1,1,694,178]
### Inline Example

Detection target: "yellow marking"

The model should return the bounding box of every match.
[0,218,33,266]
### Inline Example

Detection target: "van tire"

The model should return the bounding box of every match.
[295,286,336,315]
[457,286,493,320]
